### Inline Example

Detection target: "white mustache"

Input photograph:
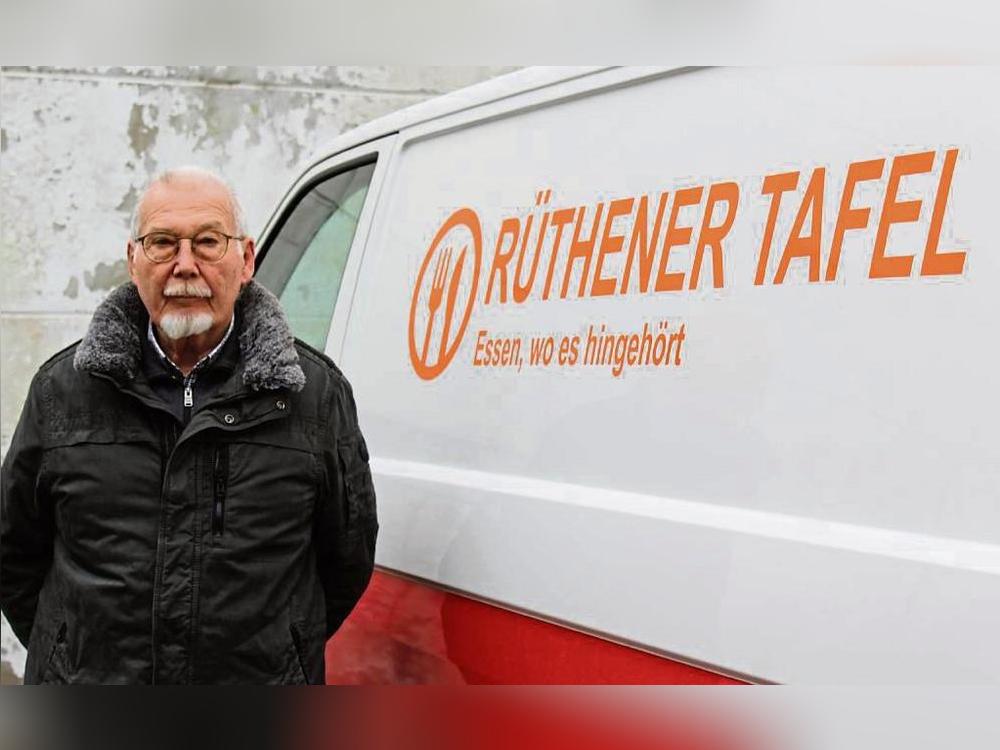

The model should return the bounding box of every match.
[164,282,212,298]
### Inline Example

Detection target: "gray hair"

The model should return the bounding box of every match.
[129,165,246,238]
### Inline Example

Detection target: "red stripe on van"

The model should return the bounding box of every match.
[325,569,743,684]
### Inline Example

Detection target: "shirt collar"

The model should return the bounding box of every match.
[147,315,235,378]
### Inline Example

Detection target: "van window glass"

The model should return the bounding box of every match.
[255,160,376,350]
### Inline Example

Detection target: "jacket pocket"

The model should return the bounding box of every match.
[336,433,376,531]
[216,441,316,541]
[40,621,68,684]
[288,622,310,685]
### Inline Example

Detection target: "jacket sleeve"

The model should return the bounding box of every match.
[0,371,54,647]
[315,372,378,639]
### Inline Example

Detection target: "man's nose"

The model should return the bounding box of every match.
[171,238,201,276]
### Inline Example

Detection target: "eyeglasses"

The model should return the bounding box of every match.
[133,230,244,264]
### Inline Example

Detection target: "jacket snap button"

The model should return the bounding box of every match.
[224,414,236,424]
[276,400,286,410]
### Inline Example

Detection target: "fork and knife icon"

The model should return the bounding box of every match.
[420,244,468,366]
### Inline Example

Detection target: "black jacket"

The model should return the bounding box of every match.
[0,281,377,684]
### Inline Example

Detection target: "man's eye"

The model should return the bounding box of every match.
[150,236,176,247]
[195,236,221,248]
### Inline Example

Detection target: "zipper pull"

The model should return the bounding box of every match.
[183,384,193,407]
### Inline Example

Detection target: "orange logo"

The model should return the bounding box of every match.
[408,208,482,380]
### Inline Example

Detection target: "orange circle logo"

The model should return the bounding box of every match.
[408,208,482,380]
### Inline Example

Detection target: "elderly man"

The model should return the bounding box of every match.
[0,167,377,684]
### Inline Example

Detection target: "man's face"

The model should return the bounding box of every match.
[128,175,255,339]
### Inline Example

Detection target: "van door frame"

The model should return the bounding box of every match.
[255,133,399,363]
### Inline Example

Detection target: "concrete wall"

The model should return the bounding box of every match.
[0,65,517,683]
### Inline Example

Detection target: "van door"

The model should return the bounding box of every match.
[255,135,397,361]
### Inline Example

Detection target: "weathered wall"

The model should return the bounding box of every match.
[0,65,517,683]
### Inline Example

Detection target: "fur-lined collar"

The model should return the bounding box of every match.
[74,280,306,392]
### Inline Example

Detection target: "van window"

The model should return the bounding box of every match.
[256,159,377,350]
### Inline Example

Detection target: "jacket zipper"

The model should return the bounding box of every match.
[183,373,196,423]
[212,444,229,537]
[152,417,178,685]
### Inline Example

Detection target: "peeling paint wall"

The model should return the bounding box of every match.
[0,65,518,683]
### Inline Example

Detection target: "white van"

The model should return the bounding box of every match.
[254,66,1000,684]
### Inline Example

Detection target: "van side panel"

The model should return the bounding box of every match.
[341,67,1000,683]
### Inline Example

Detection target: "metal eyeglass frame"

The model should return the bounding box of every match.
[132,231,245,264]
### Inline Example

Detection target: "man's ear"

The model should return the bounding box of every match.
[240,237,256,282]
[126,241,138,283]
